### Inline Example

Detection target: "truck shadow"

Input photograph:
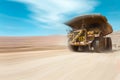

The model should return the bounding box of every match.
[75,49,119,53]
[111,49,120,53]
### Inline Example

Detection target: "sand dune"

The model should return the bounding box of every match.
[0,32,120,80]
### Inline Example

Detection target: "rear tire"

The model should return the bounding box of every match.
[105,37,112,51]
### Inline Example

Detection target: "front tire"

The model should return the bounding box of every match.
[79,45,89,52]
[69,45,79,52]
[93,38,105,52]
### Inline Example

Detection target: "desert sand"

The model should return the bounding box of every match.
[0,32,120,80]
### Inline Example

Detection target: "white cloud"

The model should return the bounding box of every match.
[12,0,99,30]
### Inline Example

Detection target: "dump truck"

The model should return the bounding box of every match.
[65,14,113,52]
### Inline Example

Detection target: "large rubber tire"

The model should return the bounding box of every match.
[79,45,89,52]
[105,37,112,51]
[69,45,79,52]
[93,38,105,52]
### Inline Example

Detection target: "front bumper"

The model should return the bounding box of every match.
[69,41,92,46]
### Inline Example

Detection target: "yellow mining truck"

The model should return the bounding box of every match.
[65,14,113,52]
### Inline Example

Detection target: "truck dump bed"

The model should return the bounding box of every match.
[65,14,113,36]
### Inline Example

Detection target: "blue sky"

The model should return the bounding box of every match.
[0,0,120,36]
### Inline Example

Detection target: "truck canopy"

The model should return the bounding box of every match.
[65,14,113,36]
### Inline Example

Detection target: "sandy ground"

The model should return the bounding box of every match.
[0,33,120,80]
[0,49,120,80]
[0,36,67,52]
